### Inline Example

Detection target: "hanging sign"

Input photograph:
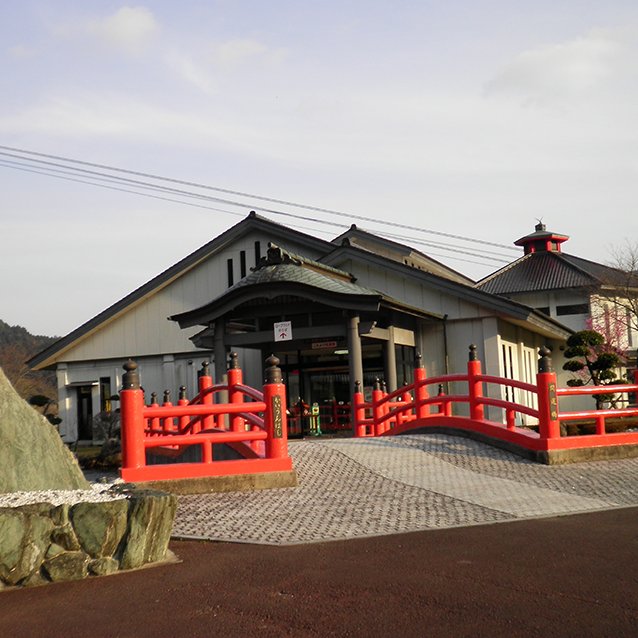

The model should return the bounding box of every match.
[311,340,337,350]
[274,321,292,342]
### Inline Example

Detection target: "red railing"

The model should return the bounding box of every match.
[119,354,292,482]
[353,345,638,455]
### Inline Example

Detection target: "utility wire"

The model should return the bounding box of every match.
[0,157,510,268]
[0,153,512,264]
[0,144,519,252]
[0,160,506,270]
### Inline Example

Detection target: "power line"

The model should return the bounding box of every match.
[0,144,519,252]
[0,152,513,265]
[1,158,508,271]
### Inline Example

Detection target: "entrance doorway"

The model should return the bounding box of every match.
[275,343,385,436]
[76,385,94,441]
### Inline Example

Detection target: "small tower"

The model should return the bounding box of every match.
[514,222,569,255]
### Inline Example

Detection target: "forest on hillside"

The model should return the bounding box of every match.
[0,319,58,403]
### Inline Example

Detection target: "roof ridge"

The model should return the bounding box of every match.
[554,252,603,284]
[475,253,532,288]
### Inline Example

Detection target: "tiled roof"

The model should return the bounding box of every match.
[231,263,379,298]
[476,253,589,294]
[476,251,628,295]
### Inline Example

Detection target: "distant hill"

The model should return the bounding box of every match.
[0,319,58,402]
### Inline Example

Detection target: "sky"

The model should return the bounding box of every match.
[1,1,638,337]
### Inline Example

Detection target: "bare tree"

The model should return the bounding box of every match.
[588,242,638,361]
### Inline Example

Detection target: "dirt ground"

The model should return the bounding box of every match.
[1,507,636,638]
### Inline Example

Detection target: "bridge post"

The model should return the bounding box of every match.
[178,386,189,432]
[468,344,485,421]
[199,361,214,433]
[372,378,384,436]
[162,390,173,433]
[536,346,561,439]
[228,352,245,433]
[414,353,430,419]
[353,381,367,437]
[263,355,288,459]
[120,360,146,477]
[149,392,160,435]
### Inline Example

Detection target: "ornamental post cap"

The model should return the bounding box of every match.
[265,354,282,384]
[469,344,478,361]
[538,346,553,373]
[122,359,140,390]
[229,352,240,369]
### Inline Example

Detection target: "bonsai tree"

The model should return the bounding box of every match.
[562,329,625,409]
[28,393,62,428]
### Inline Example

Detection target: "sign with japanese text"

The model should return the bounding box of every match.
[311,341,337,350]
[274,321,292,342]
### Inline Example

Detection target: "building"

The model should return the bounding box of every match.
[30,213,572,442]
[477,222,637,358]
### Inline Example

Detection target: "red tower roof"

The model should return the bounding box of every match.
[514,222,569,255]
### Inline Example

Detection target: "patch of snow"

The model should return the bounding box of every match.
[0,478,126,508]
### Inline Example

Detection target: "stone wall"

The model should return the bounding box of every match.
[0,487,177,589]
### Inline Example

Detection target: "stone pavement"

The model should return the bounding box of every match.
[173,434,638,545]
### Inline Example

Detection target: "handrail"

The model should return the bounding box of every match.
[119,355,291,483]
[556,383,638,396]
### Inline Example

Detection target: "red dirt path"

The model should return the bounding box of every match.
[1,507,636,637]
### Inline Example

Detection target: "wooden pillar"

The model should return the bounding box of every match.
[347,313,364,401]
[384,326,398,393]
[214,318,229,407]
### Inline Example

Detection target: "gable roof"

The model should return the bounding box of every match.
[320,243,572,339]
[28,213,335,369]
[172,243,386,328]
[476,251,630,296]
[332,225,474,285]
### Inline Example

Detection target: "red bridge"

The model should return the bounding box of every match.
[119,346,638,484]
[119,354,292,483]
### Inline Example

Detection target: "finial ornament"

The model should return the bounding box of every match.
[122,359,140,389]
[265,355,282,384]
[538,346,553,373]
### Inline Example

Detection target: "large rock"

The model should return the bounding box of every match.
[0,506,54,585]
[119,489,178,570]
[71,500,128,558]
[0,367,89,493]
[0,488,177,588]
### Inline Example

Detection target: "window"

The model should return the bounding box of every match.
[240,250,247,278]
[556,303,589,316]
[99,377,112,412]
[254,241,261,266]
[535,307,550,316]
[227,258,234,287]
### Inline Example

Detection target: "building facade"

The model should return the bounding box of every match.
[31,214,572,442]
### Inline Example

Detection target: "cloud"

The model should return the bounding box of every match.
[211,38,286,70]
[166,38,287,94]
[7,44,38,59]
[165,52,218,95]
[485,29,631,105]
[55,6,159,53]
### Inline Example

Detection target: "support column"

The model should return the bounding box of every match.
[214,318,229,406]
[347,314,364,403]
[384,326,397,393]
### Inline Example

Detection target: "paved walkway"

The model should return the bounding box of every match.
[173,434,638,544]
